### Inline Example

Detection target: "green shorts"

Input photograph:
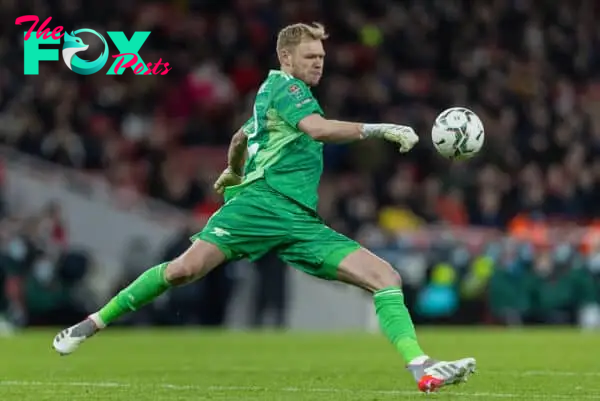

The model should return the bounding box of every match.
[192,179,361,280]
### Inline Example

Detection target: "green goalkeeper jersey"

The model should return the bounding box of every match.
[225,69,325,212]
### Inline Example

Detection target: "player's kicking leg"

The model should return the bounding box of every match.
[335,248,476,393]
[52,239,226,355]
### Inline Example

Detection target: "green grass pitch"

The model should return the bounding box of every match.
[1,327,599,400]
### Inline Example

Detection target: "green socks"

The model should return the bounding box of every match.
[374,286,426,364]
[91,265,424,365]
[94,263,172,326]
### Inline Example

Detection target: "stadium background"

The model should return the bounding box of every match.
[1,0,600,333]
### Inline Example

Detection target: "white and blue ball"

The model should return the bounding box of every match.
[432,107,484,160]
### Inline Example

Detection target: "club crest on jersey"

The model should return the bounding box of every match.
[288,83,304,99]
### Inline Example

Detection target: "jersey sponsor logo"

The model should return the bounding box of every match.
[296,98,312,108]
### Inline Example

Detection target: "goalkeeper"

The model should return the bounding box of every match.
[53,22,475,393]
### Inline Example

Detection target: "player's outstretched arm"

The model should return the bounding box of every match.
[298,114,363,142]
[298,114,419,152]
[214,128,247,194]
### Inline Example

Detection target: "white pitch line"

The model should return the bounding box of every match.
[0,381,123,387]
[522,371,600,377]
[173,366,600,377]
[1,381,600,399]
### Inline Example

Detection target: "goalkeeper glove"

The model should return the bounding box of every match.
[213,167,243,194]
[361,123,419,153]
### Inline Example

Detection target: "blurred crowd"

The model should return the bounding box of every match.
[0,173,288,330]
[0,176,91,331]
[378,232,600,327]
[1,0,599,230]
[1,168,600,330]
[2,0,600,328]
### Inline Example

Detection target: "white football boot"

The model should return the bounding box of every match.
[407,357,477,393]
[52,318,99,355]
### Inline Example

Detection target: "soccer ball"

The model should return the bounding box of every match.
[431,107,484,160]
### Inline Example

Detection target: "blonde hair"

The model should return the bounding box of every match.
[276,22,328,54]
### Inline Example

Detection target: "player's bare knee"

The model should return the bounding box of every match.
[164,240,226,286]
[338,249,402,292]
[385,265,402,287]
[165,258,191,285]
[371,261,402,291]
[347,261,402,293]
[164,257,198,286]
[366,261,402,291]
